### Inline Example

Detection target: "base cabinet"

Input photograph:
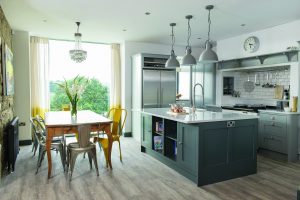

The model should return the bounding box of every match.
[258,112,298,161]
[141,114,258,186]
[177,123,198,176]
[198,120,257,185]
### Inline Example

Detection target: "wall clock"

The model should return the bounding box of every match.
[243,36,260,53]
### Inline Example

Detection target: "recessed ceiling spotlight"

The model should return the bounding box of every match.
[123,29,127,32]
[43,19,47,23]
[145,12,151,15]
[241,24,246,27]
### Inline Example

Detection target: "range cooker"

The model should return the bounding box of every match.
[222,104,270,113]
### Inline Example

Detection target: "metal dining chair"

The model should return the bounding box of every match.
[94,108,127,167]
[66,125,99,181]
[30,117,65,173]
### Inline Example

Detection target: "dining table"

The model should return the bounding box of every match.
[45,110,113,179]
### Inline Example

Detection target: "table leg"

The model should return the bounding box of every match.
[105,125,113,169]
[46,128,54,178]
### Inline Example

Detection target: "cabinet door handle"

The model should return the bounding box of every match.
[178,142,183,145]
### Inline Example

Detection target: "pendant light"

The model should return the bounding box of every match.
[199,5,218,63]
[181,15,196,66]
[165,23,180,68]
[69,22,87,63]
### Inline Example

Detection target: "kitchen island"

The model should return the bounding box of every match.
[140,108,258,186]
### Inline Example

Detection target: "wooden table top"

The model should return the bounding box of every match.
[45,110,112,127]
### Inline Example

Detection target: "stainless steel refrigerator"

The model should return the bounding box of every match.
[131,53,176,141]
[143,69,176,108]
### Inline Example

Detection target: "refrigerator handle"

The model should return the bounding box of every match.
[157,88,159,106]
[161,88,164,106]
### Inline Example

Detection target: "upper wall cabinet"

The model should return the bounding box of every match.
[218,50,299,71]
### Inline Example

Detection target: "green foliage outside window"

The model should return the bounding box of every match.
[50,76,109,114]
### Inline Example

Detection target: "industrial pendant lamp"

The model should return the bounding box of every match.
[69,22,87,63]
[199,5,218,63]
[165,23,180,68]
[181,15,196,66]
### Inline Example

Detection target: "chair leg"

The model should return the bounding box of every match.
[33,139,38,156]
[66,148,70,173]
[69,151,79,181]
[87,152,92,170]
[102,147,109,168]
[91,148,99,176]
[36,146,43,174]
[118,140,122,162]
[58,145,65,172]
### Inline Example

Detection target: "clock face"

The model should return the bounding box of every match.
[244,36,260,53]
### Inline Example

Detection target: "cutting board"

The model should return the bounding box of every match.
[274,85,284,99]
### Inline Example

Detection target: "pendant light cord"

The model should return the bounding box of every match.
[207,9,211,42]
[171,26,175,51]
[187,18,191,47]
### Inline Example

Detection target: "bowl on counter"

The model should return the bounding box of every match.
[284,107,291,112]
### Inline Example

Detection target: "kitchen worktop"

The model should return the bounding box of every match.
[141,108,258,124]
[258,109,300,115]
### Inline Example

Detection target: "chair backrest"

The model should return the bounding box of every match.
[77,125,91,148]
[107,108,127,136]
[30,117,46,144]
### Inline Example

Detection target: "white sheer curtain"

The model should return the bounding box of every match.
[110,44,121,108]
[30,36,50,117]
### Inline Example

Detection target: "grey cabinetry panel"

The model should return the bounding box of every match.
[259,113,287,154]
[203,128,228,166]
[198,120,257,186]
[177,123,198,176]
[160,70,176,107]
[141,114,152,149]
[143,70,161,108]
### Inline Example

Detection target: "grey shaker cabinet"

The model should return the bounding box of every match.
[177,123,199,176]
[258,112,298,161]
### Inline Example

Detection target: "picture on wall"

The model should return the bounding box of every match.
[3,44,14,96]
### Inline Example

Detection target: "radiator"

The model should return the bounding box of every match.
[4,117,19,172]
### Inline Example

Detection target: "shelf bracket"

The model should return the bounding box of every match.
[256,55,267,64]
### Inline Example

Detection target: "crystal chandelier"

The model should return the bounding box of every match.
[69,22,87,63]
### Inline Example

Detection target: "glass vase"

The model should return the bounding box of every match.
[70,102,77,117]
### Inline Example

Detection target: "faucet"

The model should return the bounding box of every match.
[192,83,204,111]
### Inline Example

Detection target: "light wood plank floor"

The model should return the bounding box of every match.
[0,137,299,200]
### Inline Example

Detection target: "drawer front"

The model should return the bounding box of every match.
[260,120,287,137]
[259,113,286,124]
[259,134,287,154]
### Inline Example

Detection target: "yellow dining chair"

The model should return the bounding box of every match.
[95,108,127,166]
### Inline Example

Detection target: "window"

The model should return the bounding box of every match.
[49,40,111,114]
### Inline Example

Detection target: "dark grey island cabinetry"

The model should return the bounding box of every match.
[140,108,258,186]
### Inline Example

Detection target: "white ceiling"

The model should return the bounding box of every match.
[1,0,300,47]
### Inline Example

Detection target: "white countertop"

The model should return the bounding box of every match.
[141,108,258,124]
[258,109,300,115]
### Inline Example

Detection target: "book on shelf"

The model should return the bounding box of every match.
[153,135,163,151]
[155,122,164,132]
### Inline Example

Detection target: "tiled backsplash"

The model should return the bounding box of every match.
[222,67,290,105]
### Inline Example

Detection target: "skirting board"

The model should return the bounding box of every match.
[19,140,32,146]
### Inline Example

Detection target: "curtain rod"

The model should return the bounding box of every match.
[30,35,113,45]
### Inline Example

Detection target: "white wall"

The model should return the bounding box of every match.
[217,19,300,60]
[12,31,31,141]
[121,41,203,136]
[216,19,300,110]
